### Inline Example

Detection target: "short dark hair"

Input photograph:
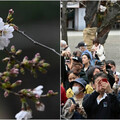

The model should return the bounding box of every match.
[106,60,116,67]
[82,53,91,60]
[93,38,99,45]
[93,72,108,83]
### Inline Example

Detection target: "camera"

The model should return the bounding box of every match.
[75,103,79,110]
[95,61,104,66]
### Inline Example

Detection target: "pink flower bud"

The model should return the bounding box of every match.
[4,77,9,82]
[4,90,9,97]
[27,89,32,92]
[35,53,40,58]
[48,90,54,94]
[10,68,19,74]
[11,45,16,53]
[24,56,28,60]
[15,80,22,85]
[9,9,14,14]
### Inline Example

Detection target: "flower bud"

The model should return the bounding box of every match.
[38,67,47,74]
[35,102,45,111]
[2,82,11,89]
[47,90,58,96]
[2,57,10,62]
[10,68,19,75]
[42,63,50,68]
[16,80,22,85]
[4,77,10,82]
[9,9,14,14]
[20,67,25,75]
[32,53,40,63]
[4,90,9,98]
[6,62,12,70]
[11,45,16,53]
[14,64,20,69]
[3,71,10,76]
[11,80,22,88]
[1,76,7,81]
[16,50,22,55]
[35,53,40,58]
[22,56,29,65]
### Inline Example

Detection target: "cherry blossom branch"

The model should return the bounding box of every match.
[16,30,60,56]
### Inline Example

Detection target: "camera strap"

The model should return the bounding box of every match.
[69,97,76,104]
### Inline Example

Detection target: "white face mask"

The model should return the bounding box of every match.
[72,86,84,95]
[72,86,80,95]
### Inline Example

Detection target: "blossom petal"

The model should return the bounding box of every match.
[36,103,45,111]
[0,17,4,30]
[34,85,43,91]
[0,38,10,50]
[15,110,32,120]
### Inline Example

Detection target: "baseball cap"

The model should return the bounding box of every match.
[75,42,87,48]
[72,56,82,63]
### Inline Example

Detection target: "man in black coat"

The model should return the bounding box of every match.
[83,72,120,119]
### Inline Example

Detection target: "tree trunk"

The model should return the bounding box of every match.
[97,2,120,44]
[61,1,68,44]
[84,1,99,27]
[84,1,120,45]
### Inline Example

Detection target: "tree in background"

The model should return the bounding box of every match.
[61,0,120,48]
[61,1,68,43]
[84,0,120,44]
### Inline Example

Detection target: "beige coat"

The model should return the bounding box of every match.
[62,96,87,119]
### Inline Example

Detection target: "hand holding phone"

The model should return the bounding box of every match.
[101,78,108,83]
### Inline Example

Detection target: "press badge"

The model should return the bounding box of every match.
[103,102,107,107]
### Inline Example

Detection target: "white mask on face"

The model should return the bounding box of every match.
[72,86,84,95]
[72,86,80,95]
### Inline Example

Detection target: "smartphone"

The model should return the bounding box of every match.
[101,78,108,83]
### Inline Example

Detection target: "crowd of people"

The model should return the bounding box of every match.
[61,39,120,119]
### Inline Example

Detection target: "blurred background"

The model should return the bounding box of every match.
[0,1,60,119]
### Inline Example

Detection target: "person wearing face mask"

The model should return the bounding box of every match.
[66,71,79,98]
[62,78,87,119]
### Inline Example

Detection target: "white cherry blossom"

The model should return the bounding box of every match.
[32,85,43,97]
[2,24,14,39]
[0,17,4,30]
[0,17,14,50]
[100,5,107,12]
[0,38,10,50]
[15,110,32,120]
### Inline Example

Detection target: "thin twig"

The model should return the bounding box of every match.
[16,30,60,56]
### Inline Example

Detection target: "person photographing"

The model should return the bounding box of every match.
[62,78,87,119]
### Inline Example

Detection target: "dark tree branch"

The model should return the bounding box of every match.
[16,30,60,56]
